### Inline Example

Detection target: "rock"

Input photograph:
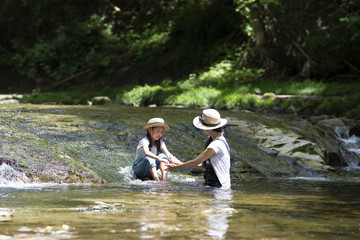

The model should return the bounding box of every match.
[0,94,23,105]
[0,95,16,100]
[229,118,332,173]
[316,118,345,130]
[339,147,360,166]
[324,151,346,167]
[0,157,17,166]
[0,211,13,222]
[0,99,19,105]
[91,96,111,105]
[349,125,360,137]
[262,92,275,100]
[285,105,297,114]
[17,227,33,232]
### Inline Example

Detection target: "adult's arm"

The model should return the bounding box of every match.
[167,148,215,171]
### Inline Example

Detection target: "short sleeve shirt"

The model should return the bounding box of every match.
[133,137,166,164]
[207,136,231,189]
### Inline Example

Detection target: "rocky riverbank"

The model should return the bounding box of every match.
[227,113,359,176]
[0,103,359,184]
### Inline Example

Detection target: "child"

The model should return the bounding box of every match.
[132,117,181,182]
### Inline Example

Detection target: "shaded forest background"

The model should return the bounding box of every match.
[0,0,359,117]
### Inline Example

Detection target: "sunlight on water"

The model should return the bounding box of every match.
[118,166,199,187]
[0,164,29,187]
[1,180,359,240]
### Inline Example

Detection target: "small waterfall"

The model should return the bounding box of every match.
[0,164,29,186]
[335,126,360,167]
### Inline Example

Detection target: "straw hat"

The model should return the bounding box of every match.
[193,109,227,130]
[143,118,169,130]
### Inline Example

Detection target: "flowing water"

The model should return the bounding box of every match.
[0,104,359,239]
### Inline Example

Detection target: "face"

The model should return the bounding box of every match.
[148,127,164,141]
[204,129,211,135]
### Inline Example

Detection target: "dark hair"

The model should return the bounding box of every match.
[204,127,223,149]
[147,129,161,154]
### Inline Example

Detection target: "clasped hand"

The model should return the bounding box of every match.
[165,163,177,172]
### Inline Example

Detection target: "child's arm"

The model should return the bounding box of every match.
[161,144,182,164]
[142,146,168,163]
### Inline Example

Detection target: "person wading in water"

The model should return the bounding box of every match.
[166,109,231,189]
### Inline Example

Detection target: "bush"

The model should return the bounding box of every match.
[22,92,88,105]
[118,84,176,106]
[168,87,221,107]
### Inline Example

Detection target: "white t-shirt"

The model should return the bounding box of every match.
[134,137,166,164]
[207,136,231,189]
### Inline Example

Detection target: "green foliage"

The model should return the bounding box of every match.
[213,89,273,110]
[22,92,88,105]
[168,87,221,107]
[179,59,264,89]
[233,0,360,79]
[117,84,176,106]
[7,14,120,86]
[121,22,172,62]
[315,98,348,116]
[21,87,123,105]
[1,0,360,119]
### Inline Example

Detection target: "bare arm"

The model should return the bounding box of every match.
[142,146,167,163]
[166,148,215,171]
[161,144,182,164]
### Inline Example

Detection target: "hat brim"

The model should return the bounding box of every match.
[193,116,227,130]
[144,124,169,131]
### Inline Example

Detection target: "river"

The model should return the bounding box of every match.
[0,104,359,239]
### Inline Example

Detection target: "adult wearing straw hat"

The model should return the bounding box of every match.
[167,109,231,189]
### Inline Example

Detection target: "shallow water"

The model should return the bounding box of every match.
[1,177,360,240]
[1,104,360,239]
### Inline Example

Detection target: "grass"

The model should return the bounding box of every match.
[20,60,360,119]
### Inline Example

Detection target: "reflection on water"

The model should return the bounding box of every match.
[1,179,359,239]
[206,189,234,239]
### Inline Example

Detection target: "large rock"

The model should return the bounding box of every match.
[228,116,334,173]
[316,118,345,135]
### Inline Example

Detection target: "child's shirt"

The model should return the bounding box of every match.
[133,137,166,164]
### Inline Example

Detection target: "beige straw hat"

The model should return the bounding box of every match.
[143,118,169,130]
[193,109,227,130]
